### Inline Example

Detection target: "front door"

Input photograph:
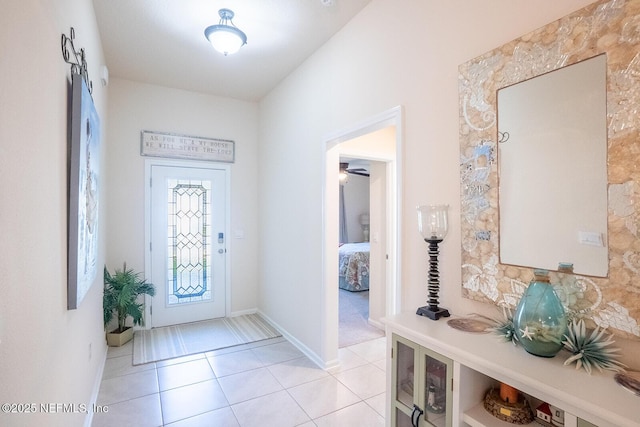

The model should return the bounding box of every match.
[148,162,227,327]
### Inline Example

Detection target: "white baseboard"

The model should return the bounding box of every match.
[256,310,340,371]
[368,317,384,331]
[229,308,258,317]
[84,344,108,427]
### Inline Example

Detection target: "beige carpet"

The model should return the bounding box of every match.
[133,313,281,365]
[339,289,384,347]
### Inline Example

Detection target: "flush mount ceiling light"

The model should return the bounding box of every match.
[204,8,247,56]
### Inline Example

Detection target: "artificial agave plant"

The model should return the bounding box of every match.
[490,307,519,346]
[562,319,627,375]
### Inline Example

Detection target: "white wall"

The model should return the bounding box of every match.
[368,161,388,325]
[257,0,597,364]
[105,78,259,315]
[0,1,108,426]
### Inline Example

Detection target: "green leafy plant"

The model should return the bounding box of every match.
[490,308,519,346]
[562,319,627,375]
[103,263,156,333]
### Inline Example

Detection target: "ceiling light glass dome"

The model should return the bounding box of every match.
[204,9,247,56]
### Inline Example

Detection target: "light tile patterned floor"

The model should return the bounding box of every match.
[92,336,386,426]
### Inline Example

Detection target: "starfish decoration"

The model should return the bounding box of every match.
[520,326,535,340]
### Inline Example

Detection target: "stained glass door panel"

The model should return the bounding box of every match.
[167,180,211,305]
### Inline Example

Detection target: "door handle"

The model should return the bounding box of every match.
[411,404,424,427]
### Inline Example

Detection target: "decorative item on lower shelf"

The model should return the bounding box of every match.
[535,402,565,427]
[549,404,565,426]
[499,382,519,404]
[400,378,414,396]
[535,402,553,426]
[483,386,534,424]
[426,360,447,414]
[426,383,446,413]
[562,319,627,375]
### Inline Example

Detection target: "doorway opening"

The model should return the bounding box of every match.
[338,156,385,347]
[323,106,403,362]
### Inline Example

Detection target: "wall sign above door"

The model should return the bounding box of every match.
[141,131,235,163]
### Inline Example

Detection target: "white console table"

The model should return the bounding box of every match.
[384,312,639,427]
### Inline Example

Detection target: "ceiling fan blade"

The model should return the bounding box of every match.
[346,168,369,177]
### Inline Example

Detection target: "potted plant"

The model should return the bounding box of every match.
[103,263,156,347]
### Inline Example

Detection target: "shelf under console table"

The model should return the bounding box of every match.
[383,312,639,427]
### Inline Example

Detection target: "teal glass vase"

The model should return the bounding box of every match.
[513,269,567,357]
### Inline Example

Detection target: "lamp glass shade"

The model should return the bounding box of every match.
[206,26,246,55]
[417,204,449,240]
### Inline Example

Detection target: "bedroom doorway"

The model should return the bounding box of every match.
[323,106,402,358]
[338,157,385,347]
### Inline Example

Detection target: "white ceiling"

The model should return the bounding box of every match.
[93,0,372,101]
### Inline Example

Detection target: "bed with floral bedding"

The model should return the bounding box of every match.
[338,242,370,291]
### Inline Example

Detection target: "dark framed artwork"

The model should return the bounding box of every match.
[68,72,100,309]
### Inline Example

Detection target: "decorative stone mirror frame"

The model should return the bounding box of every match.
[459,0,640,339]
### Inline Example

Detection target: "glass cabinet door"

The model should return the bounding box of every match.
[391,334,453,427]
[392,334,419,426]
[395,407,415,427]
[395,338,416,409]
[420,348,453,427]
